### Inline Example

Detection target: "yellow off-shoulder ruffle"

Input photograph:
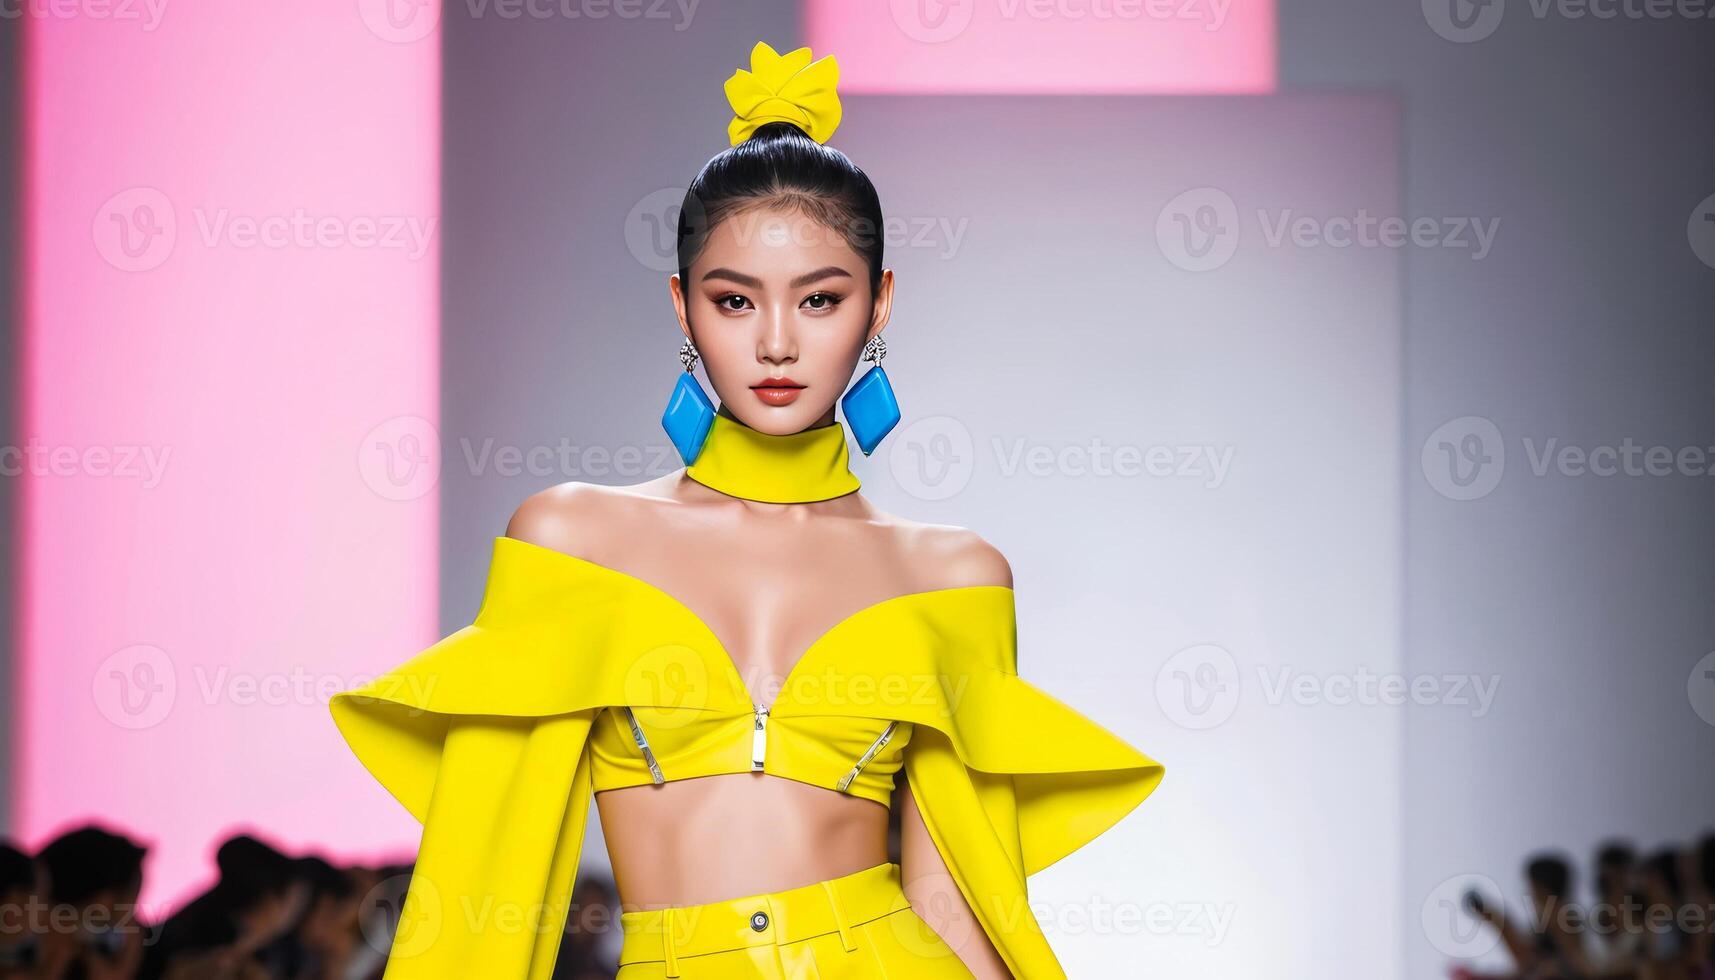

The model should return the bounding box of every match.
[330,536,1164,979]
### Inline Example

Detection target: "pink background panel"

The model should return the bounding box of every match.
[806,0,1276,93]
[19,0,442,914]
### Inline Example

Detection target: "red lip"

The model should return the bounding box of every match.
[751,377,805,388]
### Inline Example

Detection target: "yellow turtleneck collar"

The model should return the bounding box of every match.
[684,412,861,503]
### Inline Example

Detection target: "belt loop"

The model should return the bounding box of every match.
[820,880,858,952]
[663,907,681,977]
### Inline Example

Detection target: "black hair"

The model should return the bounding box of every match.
[677,121,885,296]
[294,855,355,903]
[0,843,35,895]
[1594,839,1636,895]
[210,834,300,912]
[1525,852,1572,897]
[35,825,147,905]
[1596,840,1635,868]
[1641,848,1682,899]
[1701,832,1715,894]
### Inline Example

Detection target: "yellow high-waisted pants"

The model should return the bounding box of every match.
[614,861,976,978]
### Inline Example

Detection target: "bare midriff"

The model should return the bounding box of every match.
[595,771,892,910]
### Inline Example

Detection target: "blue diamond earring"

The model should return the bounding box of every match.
[661,338,715,466]
[839,334,901,456]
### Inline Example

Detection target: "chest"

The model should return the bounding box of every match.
[601,507,917,704]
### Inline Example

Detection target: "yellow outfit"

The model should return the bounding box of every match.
[589,696,911,808]
[724,41,843,146]
[615,861,973,978]
[329,413,1164,978]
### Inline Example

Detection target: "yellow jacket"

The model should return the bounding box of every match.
[330,535,1164,978]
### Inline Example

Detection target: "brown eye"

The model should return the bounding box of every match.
[716,294,751,311]
[803,292,840,311]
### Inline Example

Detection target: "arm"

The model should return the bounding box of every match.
[881,524,1160,980]
[899,774,1013,979]
[898,527,1017,978]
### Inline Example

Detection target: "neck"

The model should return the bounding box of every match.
[684,410,861,503]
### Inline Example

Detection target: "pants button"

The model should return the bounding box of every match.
[750,910,769,932]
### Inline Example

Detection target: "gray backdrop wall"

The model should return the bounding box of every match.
[1278,6,1715,978]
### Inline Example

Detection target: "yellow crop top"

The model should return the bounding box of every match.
[588,704,911,806]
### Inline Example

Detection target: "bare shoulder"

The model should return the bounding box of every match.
[883,515,1014,591]
[504,480,655,559]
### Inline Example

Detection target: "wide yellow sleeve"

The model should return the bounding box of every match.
[365,711,595,978]
[328,541,620,979]
[815,587,1167,979]
[902,676,1164,979]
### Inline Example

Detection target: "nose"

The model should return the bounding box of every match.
[757,307,796,364]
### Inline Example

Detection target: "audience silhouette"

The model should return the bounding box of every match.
[0,827,621,979]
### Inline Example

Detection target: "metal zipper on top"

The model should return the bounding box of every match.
[836,720,900,793]
[751,705,770,771]
[622,707,665,784]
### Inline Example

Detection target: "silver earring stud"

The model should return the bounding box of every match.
[678,338,700,372]
[861,334,886,364]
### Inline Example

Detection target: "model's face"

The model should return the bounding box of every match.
[671,203,893,434]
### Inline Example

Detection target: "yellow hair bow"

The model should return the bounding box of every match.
[724,41,842,147]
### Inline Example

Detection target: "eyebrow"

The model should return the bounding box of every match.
[701,266,855,289]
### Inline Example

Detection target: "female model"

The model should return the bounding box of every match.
[331,42,1164,980]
